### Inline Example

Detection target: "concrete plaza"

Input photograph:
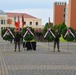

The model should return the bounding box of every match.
[0,37,76,75]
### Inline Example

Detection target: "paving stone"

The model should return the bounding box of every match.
[0,35,76,75]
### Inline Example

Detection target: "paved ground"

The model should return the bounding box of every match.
[0,36,76,75]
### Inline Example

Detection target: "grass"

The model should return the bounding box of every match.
[60,36,67,42]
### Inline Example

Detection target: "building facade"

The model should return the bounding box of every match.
[0,10,44,31]
[53,2,66,25]
[54,0,76,30]
[0,10,7,28]
[68,0,76,30]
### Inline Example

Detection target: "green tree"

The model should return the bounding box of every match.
[43,22,53,34]
[59,22,67,34]
[53,24,60,30]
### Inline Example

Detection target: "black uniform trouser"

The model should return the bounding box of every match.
[54,41,59,50]
[15,41,20,50]
[23,42,26,48]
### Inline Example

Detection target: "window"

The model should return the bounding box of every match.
[59,3,61,5]
[36,22,38,25]
[1,20,6,24]
[30,22,32,25]
[24,22,26,25]
[64,20,65,23]
[57,2,59,5]
[63,14,65,18]
[61,3,64,5]
[64,8,66,12]
[4,20,5,24]
[1,20,3,24]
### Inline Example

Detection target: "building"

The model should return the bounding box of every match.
[0,10,7,28]
[0,10,44,31]
[53,2,66,25]
[68,0,76,30]
[54,0,76,30]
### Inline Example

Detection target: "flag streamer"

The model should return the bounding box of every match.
[44,28,55,38]
[64,30,69,38]
[64,28,75,38]
[3,29,9,37]
[44,31,49,38]
[3,28,15,38]
[23,31,28,38]
[49,30,55,38]
[68,29,75,38]
[23,28,34,37]
[27,28,34,37]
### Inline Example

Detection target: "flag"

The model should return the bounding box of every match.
[14,16,16,22]
[14,16,20,31]
[22,15,25,28]
[18,15,20,28]
[14,16,19,27]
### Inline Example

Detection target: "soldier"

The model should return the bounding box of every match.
[53,29,61,52]
[14,31,21,52]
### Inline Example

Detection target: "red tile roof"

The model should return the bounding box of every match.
[6,12,37,19]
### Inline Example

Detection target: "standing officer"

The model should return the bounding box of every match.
[14,31,21,52]
[53,29,61,52]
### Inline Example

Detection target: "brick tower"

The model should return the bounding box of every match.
[53,2,66,25]
[68,0,76,30]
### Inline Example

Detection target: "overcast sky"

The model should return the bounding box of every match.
[0,0,68,25]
